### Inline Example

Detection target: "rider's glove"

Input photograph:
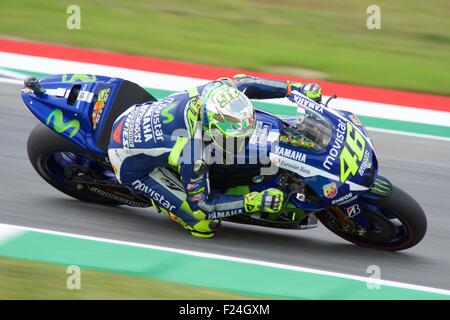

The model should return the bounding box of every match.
[288,81,322,103]
[244,188,284,214]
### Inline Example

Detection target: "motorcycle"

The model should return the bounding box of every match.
[21,74,427,251]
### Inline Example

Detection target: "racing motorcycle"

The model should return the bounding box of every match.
[21,74,427,251]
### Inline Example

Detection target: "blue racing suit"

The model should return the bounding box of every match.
[107,75,307,236]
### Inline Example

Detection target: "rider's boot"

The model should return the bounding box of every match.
[169,212,220,238]
[153,200,219,238]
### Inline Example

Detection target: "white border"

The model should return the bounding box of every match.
[0,222,449,296]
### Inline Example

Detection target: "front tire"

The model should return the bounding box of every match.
[318,185,427,251]
[27,123,121,205]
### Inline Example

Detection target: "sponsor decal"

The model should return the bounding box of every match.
[89,187,149,207]
[131,179,176,212]
[161,103,176,124]
[45,109,80,138]
[62,74,96,83]
[249,121,262,145]
[42,88,67,97]
[358,149,372,176]
[152,168,186,201]
[78,90,94,103]
[208,208,243,220]
[142,98,175,143]
[187,180,204,193]
[274,145,306,162]
[323,118,346,170]
[121,104,150,148]
[189,193,205,203]
[370,177,391,196]
[122,110,133,148]
[91,88,110,130]
[346,204,361,218]
[157,168,184,193]
[279,158,311,176]
[349,113,362,126]
[160,177,184,193]
[249,122,271,145]
[292,94,323,113]
[331,192,354,205]
[270,152,311,176]
[322,182,337,199]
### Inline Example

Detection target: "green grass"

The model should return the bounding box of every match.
[0,257,258,299]
[0,0,449,95]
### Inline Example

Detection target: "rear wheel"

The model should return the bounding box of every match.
[27,123,121,205]
[318,185,427,251]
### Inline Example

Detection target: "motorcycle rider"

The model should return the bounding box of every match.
[107,74,322,238]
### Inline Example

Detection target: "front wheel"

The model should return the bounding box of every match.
[27,123,122,205]
[317,185,427,251]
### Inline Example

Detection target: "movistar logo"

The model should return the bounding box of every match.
[46,109,80,138]
[62,74,97,83]
[161,103,176,124]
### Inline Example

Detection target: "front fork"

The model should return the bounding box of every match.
[325,175,393,233]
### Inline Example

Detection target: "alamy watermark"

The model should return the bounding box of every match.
[366,265,382,290]
[66,5,81,30]
[170,125,280,177]
[66,265,81,290]
[366,5,381,30]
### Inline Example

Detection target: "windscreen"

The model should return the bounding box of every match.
[282,106,333,150]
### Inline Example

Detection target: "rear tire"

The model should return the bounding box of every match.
[318,185,427,251]
[27,123,121,205]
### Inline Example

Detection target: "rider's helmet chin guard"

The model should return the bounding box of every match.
[200,82,256,155]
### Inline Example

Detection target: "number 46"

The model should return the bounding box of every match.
[340,123,366,183]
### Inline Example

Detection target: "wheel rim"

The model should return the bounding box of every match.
[321,204,411,248]
[37,151,115,188]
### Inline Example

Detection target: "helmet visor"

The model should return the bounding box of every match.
[207,91,256,138]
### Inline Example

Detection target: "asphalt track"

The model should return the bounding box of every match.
[1,81,450,289]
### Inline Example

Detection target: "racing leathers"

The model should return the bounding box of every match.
[107,75,321,237]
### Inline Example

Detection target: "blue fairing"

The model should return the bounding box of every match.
[21,73,122,156]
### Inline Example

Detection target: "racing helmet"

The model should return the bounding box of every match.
[200,82,256,154]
